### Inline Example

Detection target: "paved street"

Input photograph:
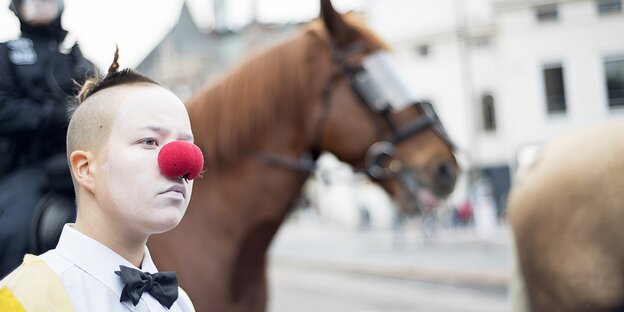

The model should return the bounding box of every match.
[268,264,508,312]
[267,218,511,311]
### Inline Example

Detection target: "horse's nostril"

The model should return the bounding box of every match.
[435,162,456,187]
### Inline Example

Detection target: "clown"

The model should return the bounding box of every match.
[0,49,202,311]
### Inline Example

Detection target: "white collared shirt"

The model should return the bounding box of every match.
[39,225,195,312]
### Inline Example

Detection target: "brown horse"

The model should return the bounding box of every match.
[508,117,624,312]
[149,1,458,311]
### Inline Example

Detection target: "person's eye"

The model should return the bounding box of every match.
[138,138,159,147]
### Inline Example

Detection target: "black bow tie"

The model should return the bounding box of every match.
[114,265,179,308]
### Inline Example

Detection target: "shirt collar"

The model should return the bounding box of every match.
[54,224,159,306]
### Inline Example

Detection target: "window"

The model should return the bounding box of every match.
[543,64,567,114]
[471,36,490,48]
[482,93,496,131]
[604,58,624,108]
[596,0,622,15]
[535,4,559,22]
[416,44,429,57]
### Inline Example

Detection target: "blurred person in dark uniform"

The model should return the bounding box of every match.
[0,0,95,278]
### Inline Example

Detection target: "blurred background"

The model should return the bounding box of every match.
[1,0,623,311]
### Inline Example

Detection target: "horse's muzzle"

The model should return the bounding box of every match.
[431,160,458,197]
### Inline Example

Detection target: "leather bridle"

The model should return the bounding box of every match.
[254,39,454,181]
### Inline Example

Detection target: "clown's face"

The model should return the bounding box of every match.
[95,84,194,236]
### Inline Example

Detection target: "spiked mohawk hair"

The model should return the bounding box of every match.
[76,47,161,105]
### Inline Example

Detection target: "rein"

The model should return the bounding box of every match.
[252,151,316,173]
[250,66,341,174]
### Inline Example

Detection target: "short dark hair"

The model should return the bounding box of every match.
[76,47,161,104]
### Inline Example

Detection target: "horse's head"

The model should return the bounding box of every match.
[306,0,459,214]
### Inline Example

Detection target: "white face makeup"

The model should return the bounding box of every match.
[20,0,62,25]
[95,84,194,236]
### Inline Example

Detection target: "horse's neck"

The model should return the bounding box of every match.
[202,118,313,230]
[187,33,319,170]
[194,156,309,272]
[186,32,322,247]
[211,157,308,225]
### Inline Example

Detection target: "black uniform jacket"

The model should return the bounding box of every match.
[0,20,95,178]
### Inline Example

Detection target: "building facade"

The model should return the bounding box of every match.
[367,0,624,215]
[137,2,301,101]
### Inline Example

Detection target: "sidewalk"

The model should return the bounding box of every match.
[268,218,511,292]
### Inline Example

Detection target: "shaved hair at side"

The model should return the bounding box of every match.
[67,84,155,159]
[67,88,118,159]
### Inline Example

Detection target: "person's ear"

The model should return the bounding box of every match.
[70,150,97,193]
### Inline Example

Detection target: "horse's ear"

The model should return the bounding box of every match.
[320,0,355,46]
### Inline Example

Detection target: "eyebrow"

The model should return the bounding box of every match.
[139,126,194,141]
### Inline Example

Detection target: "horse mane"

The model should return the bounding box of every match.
[187,13,389,168]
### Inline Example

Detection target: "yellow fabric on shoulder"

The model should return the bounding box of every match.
[0,254,74,312]
[0,287,26,312]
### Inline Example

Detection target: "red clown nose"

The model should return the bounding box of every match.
[158,141,204,180]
